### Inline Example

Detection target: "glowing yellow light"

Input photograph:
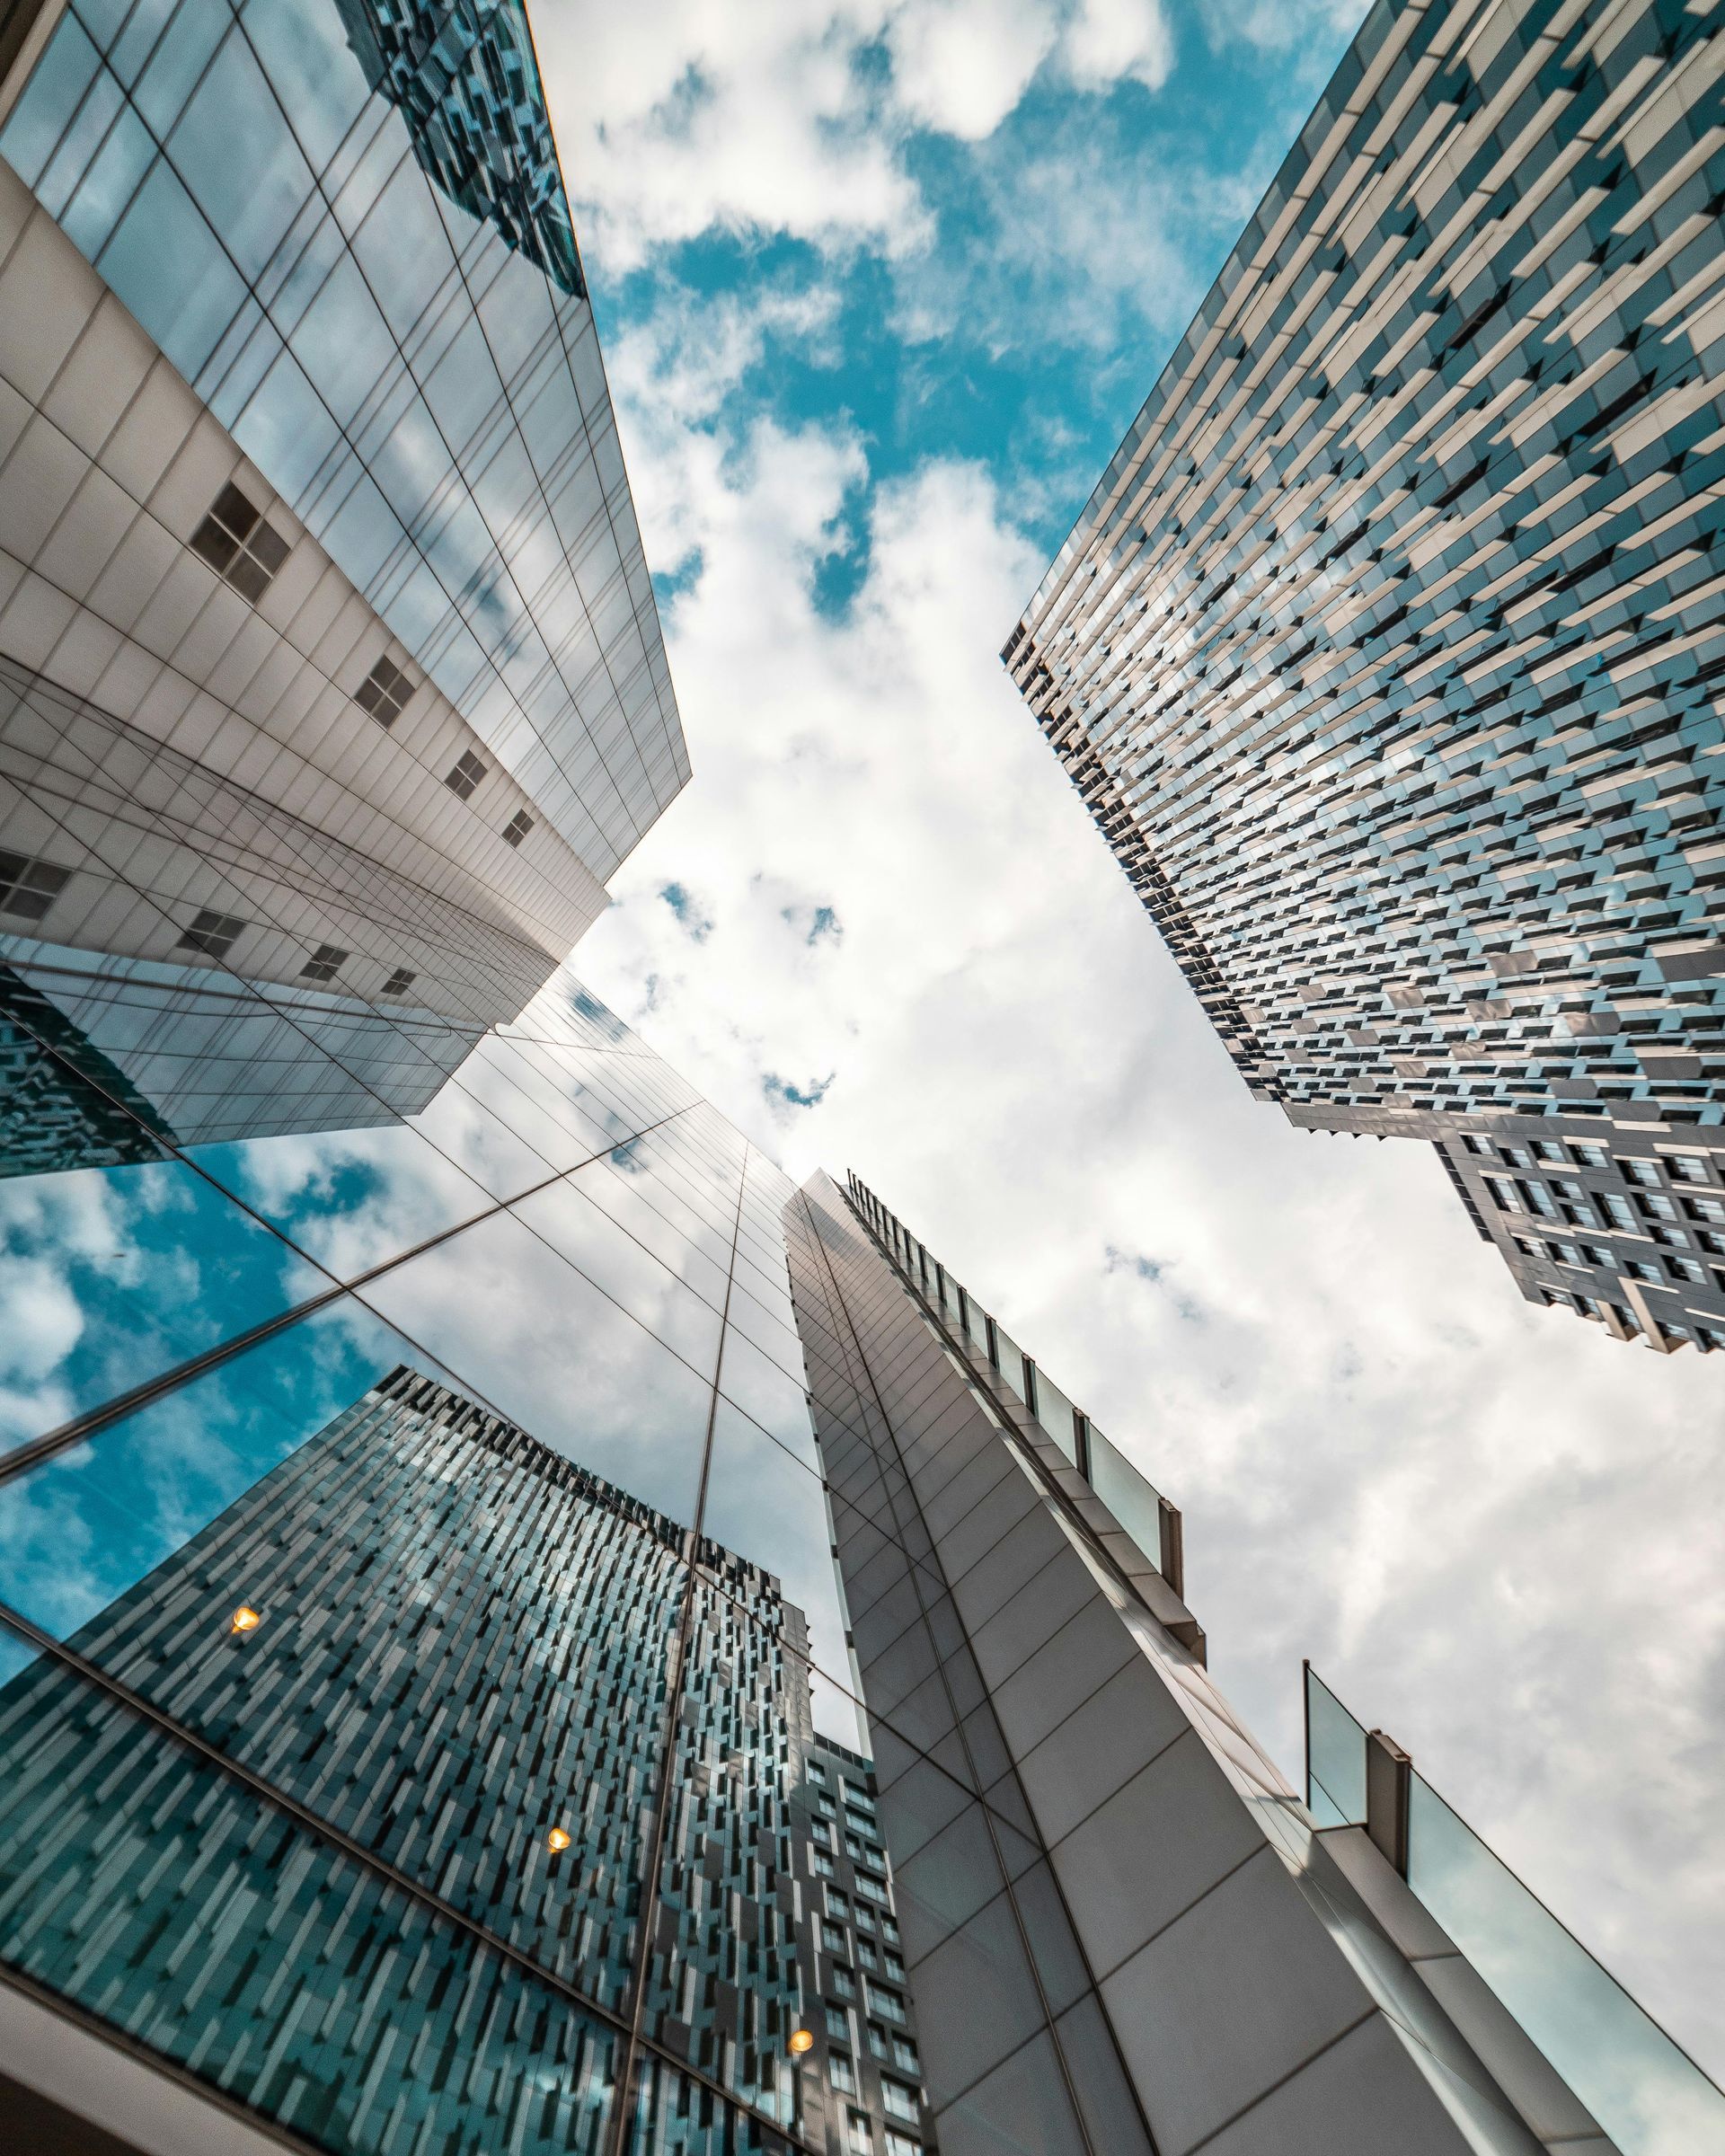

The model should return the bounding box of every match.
[230,1605,262,1635]
[787,2028,814,2056]
[546,1826,571,1853]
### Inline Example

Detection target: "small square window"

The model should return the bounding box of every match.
[503,808,534,847]
[1623,1160,1661,1188]
[882,2081,918,2123]
[1666,1153,1710,1184]
[380,967,417,996]
[828,2053,855,2095]
[191,481,289,603]
[355,657,413,728]
[300,943,349,984]
[0,849,71,922]
[446,749,487,800]
[176,907,247,960]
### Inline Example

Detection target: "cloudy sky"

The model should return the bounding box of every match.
[533,0,1725,2078]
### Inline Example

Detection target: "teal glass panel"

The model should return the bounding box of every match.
[1303,1666,1367,1828]
[1408,1773,1725,2155]
[1086,1428,1166,1575]
[1031,1362,1080,1464]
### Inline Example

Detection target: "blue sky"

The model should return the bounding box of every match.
[532,0,1725,2083]
[575,0,1364,610]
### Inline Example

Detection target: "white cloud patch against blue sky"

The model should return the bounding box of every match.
[534,0,1725,2080]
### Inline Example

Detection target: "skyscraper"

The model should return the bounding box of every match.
[0,0,686,1168]
[797,1170,1725,2155]
[1004,0,1725,1352]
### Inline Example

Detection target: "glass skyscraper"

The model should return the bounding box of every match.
[0,0,686,1169]
[1004,0,1725,1354]
[0,1,1721,2152]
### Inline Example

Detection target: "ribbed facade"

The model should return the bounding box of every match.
[1005,0,1725,1350]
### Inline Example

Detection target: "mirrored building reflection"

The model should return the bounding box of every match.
[0,0,686,1176]
[1004,0,1725,1354]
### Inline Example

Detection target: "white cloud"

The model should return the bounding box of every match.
[884,0,1062,139]
[576,363,1725,2081]
[1063,0,1175,92]
[532,0,1186,269]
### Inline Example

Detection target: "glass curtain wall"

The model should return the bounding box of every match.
[0,822,976,2153]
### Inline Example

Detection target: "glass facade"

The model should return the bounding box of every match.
[1,0,686,877]
[0,958,939,2152]
[1004,0,1725,1350]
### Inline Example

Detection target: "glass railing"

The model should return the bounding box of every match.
[848,1175,1174,1580]
[1304,1665,1368,1829]
[1304,1667,1725,2156]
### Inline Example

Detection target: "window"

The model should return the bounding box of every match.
[889,2036,918,2074]
[354,656,413,727]
[1484,1177,1520,1213]
[1638,1192,1678,1222]
[177,907,246,960]
[855,1939,878,1972]
[820,1920,847,1954]
[809,1762,827,1783]
[190,481,289,602]
[854,1872,889,1904]
[1521,1182,1559,1219]
[812,1850,835,1879]
[1600,1194,1635,1229]
[868,1984,907,2024]
[1670,1258,1705,1284]
[811,1820,833,1849]
[1623,1159,1661,1188]
[1583,1244,1613,1267]
[502,808,534,847]
[1462,1133,1485,1154]
[380,967,417,996]
[882,2081,919,2123]
[828,2053,855,2095]
[1550,1242,1582,1267]
[1573,1143,1609,1170]
[1502,1145,1534,1170]
[885,2135,921,2156]
[1666,1153,1710,1184]
[1685,1194,1725,1224]
[823,2002,851,2043]
[827,1889,849,1917]
[0,849,70,922]
[300,944,349,984]
[446,749,487,800]
[847,2109,873,2153]
[831,1966,855,2001]
[1629,1260,1662,1284]
[1531,1140,1566,1163]
[880,1917,899,1946]
[883,1950,904,1980]
[866,2023,889,2062]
